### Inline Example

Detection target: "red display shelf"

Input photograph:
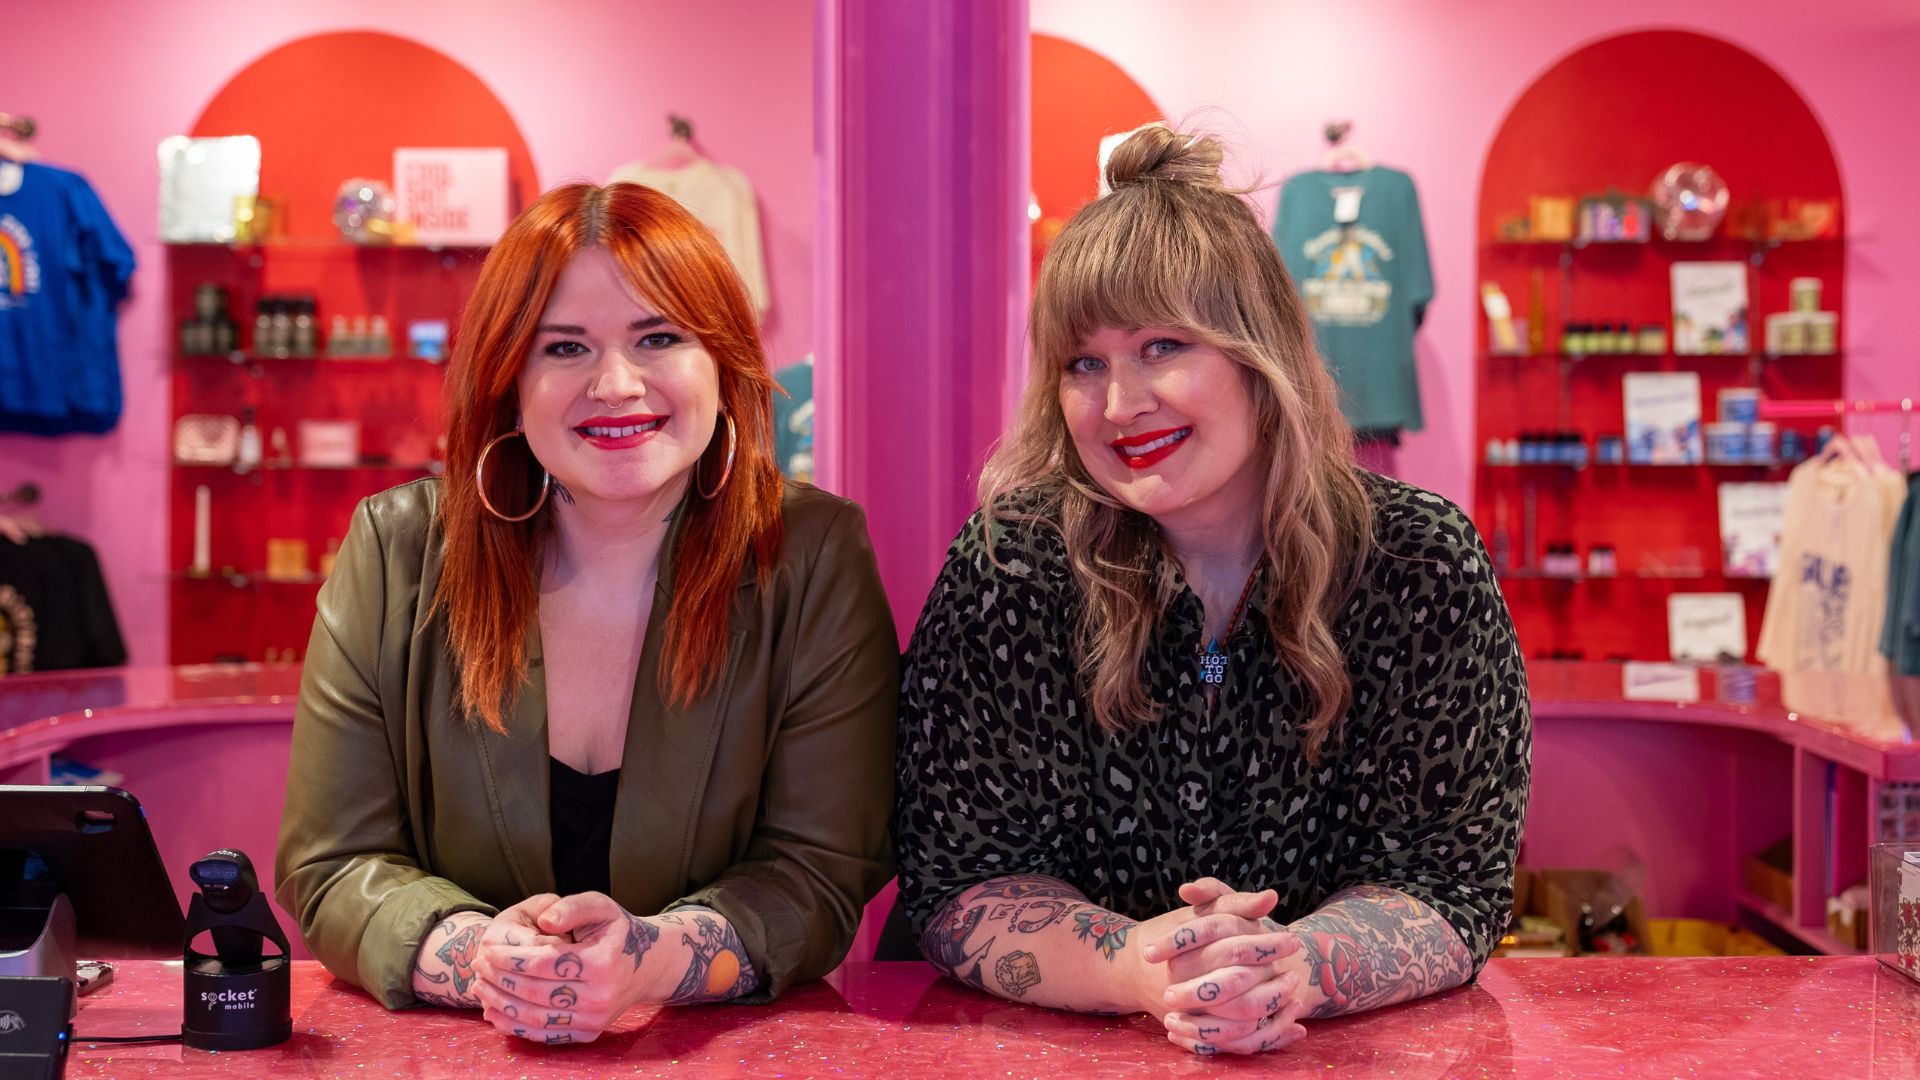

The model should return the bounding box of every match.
[167,240,472,664]
[1473,30,1845,663]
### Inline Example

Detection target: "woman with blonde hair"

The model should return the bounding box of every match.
[894,125,1530,1056]
[277,182,898,1044]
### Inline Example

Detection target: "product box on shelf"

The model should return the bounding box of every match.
[1505,867,1652,957]
[1869,843,1920,983]
[1745,837,1794,911]
[394,147,509,247]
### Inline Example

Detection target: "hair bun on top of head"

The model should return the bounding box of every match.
[1100,123,1226,194]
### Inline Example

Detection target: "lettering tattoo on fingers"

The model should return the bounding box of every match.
[503,1004,519,1019]
[512,957,527,973]
[1194,1043,1218,1056]
[1197,982,1222,1002]
[1198,1025,1221,1036]
[553,953,585,980]
[502,977,516,992]
[514,1027,526,1038]
[551,985,578,1009]
[546,1013,572,1027]
[504,932,523,947]
[1267,994,1281,1013]
[546,1033,573,1045]
[1172,927,1198,950]
[1254,944,1277,961]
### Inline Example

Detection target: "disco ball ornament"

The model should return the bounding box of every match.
[332,178,397,244]
[1650,163,1730,242]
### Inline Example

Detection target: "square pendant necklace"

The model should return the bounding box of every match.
[1197,565,1263,713]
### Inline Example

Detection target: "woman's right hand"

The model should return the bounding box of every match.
[468,894,577,1039]
[1138,878,1309,1055]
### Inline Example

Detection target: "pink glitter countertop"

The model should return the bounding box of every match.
[64,957,1920,1078]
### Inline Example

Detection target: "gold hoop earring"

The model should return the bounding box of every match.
[475,430,551,522]
[697,414,737,500]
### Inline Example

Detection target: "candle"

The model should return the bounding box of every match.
[192,485,211,576]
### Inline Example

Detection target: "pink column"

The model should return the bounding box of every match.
[815,0,1029,961]
[815,0,1030,638]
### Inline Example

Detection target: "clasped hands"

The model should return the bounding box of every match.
[468,891,666,1045]
[1135,877,1310,1056]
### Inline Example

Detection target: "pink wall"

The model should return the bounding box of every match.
[0,0,814,664]
[1030,0,1920,508]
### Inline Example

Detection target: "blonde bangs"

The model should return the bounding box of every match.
[1032,194,1256,379]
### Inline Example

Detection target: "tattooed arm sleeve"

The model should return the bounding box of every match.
[1282,886,1474,1018]
[1298,503,1531,1018]
[919,874,1146,1014]
[408,911,492,1008]
[653,906,760,1005]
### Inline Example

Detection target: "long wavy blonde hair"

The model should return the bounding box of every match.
[981,124,1375,762]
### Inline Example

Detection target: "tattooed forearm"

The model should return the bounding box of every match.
[920,874,1146,1013]
[1290,886,1474,1018]
[994,950,1042,997]
[410,916,486,1008]
[664,912,759,1004]
[1070,908,1135,959]
[921,900,998,991]
[435,922,485,994]
[624,913,660,971]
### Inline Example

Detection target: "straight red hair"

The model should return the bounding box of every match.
[435,183,784,732]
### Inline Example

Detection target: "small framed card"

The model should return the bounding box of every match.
[1668,593,1748,663]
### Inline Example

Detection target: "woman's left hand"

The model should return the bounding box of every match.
[475,891,664,1045]
[1145,878,1310,1056]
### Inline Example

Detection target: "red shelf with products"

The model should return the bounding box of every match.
[164,31,537,663]
[1472,30,1845,663]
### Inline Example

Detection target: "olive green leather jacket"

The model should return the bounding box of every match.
[274,478,899,1007]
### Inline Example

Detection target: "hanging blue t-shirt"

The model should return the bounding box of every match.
[1272,167,1433,434]
[0,162,134,435]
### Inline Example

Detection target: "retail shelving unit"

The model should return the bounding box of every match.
[166,242,481,662]
[1473,30,1845,663]
[158,31,537,664]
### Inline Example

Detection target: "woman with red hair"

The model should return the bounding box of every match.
[276,183,898,1045]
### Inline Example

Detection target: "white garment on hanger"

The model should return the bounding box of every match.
[608,157,769,320]
[1758,452,1907,727]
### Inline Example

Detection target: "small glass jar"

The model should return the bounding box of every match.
[1638,323,1667,355]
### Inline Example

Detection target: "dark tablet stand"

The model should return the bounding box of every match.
[0,786,187,979]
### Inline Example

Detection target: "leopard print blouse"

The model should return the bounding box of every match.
[893,472,1531,971]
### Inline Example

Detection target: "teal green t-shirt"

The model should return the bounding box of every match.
[1272,167,1433,433]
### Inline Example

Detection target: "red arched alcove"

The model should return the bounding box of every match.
[192,31,538,242]
[1475,29,1844,663]
[168,32,538,666]
[1030,34,1160,274]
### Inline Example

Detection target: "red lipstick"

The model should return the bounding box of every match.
[574,414,668,451]
[1110,426,1192,470]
